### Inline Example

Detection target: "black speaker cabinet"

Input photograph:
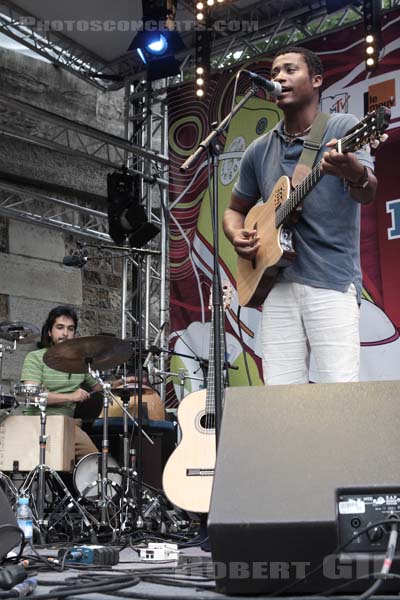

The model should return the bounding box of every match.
[0,486,19,560]
[208,381,400,595]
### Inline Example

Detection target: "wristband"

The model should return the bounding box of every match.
[345,166,369,189]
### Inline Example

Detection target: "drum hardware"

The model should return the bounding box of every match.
[43,333,158,533]
[0,470,19,507]
[14,383,44,407]
[73,452,122,502]
[0,321,40,345]
[87,370,155,529]
[0,321,40,415]
[17,390,96,544]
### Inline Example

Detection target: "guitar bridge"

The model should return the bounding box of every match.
[186,468,215,477]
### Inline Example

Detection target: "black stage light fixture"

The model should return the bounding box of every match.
[128,0,184,81]
[107,170,160,248]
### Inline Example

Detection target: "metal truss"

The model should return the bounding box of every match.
[0,0,398,87]
[0,180,111,241]
[207,0,397,71]
[0,93,169,186]
[0,0,133,89]
[123,80,169,399]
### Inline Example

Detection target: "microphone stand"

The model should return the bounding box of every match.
[180,85,260,443]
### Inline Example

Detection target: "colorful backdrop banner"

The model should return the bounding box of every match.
[166,11,400,403]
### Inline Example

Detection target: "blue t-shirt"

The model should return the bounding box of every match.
[232,113,374,303]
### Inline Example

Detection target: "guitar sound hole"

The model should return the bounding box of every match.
[200,413,215,430]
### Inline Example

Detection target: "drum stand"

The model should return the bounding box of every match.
[20,394,96,543]
[86,370,153,530]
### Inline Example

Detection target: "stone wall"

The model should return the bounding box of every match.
[0,47,127,390]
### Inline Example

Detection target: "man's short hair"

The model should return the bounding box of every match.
[39,305,78,348]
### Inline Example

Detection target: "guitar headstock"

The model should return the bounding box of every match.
[208,281,233,311]
[340,106,391,153]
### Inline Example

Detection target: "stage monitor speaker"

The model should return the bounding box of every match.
[0,486,20,560]
[208,380,400,595]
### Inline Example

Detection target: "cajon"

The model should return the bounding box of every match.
[0,416,75,472]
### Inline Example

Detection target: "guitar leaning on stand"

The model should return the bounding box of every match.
[162,285,232,514]
[236,106,391,308]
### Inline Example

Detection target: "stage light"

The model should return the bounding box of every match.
[146,35,168,55]
[196,1,204,8]
[196,89,204,97]
[196,12,204,20]
[128,1,184,81]
[196,66,204,75]
[363,0,381,72]
[107,170,160,248]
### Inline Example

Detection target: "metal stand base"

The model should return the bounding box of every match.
[20,465,97,544]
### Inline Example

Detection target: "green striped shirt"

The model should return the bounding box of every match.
[21,348,97,417]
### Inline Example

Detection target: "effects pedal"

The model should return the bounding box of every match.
[58,545,119,566]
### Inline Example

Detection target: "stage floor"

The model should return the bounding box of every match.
[16,545,400,600]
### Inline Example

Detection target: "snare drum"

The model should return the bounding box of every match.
[73,452,122,502]
[14,383,44,406]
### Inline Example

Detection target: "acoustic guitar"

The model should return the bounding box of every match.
[162,284,231,513]
[237,107,391,308]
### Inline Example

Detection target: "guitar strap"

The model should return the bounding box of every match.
[291,112,331,187]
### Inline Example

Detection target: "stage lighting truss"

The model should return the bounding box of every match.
[363,0,381,72]
[195,19,211,98]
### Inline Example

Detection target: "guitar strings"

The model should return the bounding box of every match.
[275,129,368,226]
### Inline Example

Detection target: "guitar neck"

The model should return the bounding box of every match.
[274,107,391,228]
[276,159,324,227]
[205,305,225,416]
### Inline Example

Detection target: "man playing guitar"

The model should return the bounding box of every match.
[223,47,377,385]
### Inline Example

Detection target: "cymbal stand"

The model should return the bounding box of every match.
[88,369,153,529]
[85,371,114,526]
[108,244,159,529]
[119,388,137,532]
[20,393,96,543]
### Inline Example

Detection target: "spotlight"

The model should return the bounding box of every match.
[128,1,184,81]
[107,170,160,248]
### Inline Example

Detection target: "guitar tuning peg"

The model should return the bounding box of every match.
[379,133,389,142]
[370,139,380,149]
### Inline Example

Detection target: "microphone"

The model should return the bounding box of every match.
[243,70,282,97]
[62,255,89,268]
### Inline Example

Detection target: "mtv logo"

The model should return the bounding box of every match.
[321,92,350,114]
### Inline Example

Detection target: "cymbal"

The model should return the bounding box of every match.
[0,321,40,344]
[43,335,132,374]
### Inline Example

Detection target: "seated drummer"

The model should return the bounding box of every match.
[20,305,133,461]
